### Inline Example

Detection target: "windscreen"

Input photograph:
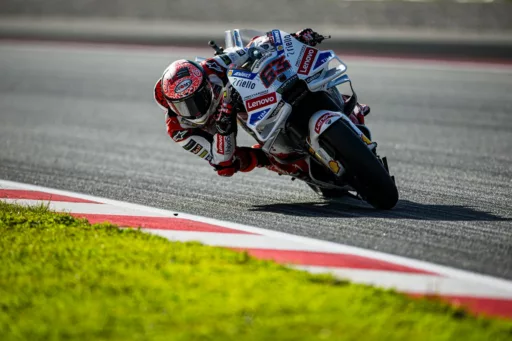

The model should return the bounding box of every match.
[224,29,266,49]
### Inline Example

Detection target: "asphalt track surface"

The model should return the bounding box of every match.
[1,42,511,279]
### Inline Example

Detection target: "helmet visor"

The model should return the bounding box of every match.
[168,84,212,119]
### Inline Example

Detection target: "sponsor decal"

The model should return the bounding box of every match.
[271,30,282,46]
[271,30,284,55]
[267,100,285,120]
[206,60,223,73]
[225,136,234,154]
[183,140,197,151]
[199,150,209,159]
[230,69,257,80]
[233,78,257,90]
[361,134,373,145]
[216,136,225,155]
[236,49,246,56]
[249,108,271,125]
[277,74,298,94]
[171,130,189,142]
[314,113,337,133]
[305,70,323,83]
[245,92,277,112]
[313,51,332,70]
[295,46,306,66]
[219,54,232,65]
[328,160,341,174]
[283,35,295,55]
[191,66,202,78]
[244,89,269,100]
[174,79,192,94]
[298,47,318,75]
[260,55,292,88]
[191,144,202,155]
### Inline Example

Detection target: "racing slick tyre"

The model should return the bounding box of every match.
[319,120,399,209]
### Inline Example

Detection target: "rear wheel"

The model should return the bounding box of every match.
[320,120,399,209]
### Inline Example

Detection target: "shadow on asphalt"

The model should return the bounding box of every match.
[250,198,511,221]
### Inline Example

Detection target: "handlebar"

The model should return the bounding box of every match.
[208,40,224,55]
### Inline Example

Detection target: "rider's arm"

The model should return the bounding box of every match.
[200,47,250,86]
[155,79,214,162]
[165,113,215,163]
[156,78,259,176]
[165,112,255,177]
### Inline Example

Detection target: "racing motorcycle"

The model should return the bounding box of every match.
[202,29,398,209]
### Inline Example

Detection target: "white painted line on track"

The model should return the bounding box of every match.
[295,266,512,298]
[2,179,512,293]
[147,230,335,252]
[0,182,27,190]
[0,199,167,217]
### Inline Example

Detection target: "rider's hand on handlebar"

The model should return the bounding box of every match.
[293,28,330,46]
[293,28,319,46]
[293,28,317,46]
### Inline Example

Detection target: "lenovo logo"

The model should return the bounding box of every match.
[245,93,277,112]
[314,113,337,133]
[298,47,318,75]
[216,136,224,155]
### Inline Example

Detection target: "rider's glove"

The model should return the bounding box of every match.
[293,28,319,47]
[214,159,239,177]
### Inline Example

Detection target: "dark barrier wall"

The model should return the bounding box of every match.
[1,0,512,32]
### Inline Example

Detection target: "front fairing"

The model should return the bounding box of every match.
[226,29,348,143]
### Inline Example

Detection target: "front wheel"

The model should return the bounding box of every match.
[319,120,399,209]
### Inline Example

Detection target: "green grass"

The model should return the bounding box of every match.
[0,202,511,341]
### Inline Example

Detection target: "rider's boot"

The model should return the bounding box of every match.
[350,103,372,140]
[235,146,270,173]
[250,143,310,178]
[266,158,310,178]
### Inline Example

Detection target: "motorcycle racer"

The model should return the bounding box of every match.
[154,29,370,177]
